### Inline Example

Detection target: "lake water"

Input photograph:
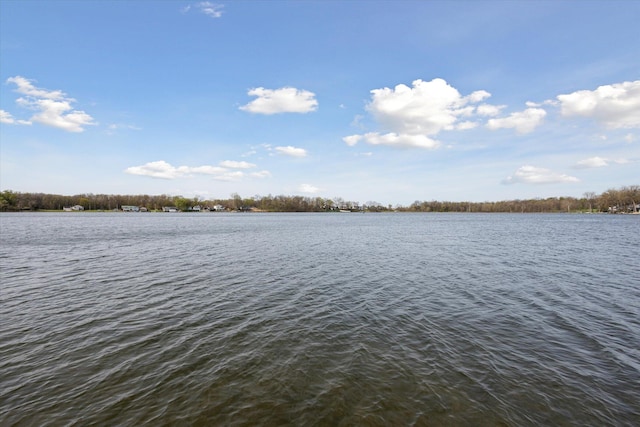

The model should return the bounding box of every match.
[1,212,639,426]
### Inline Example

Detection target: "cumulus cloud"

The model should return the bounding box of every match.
[219,160,256,169]
[575,157,609,168]
[125,161,221,179]
[476,103,505,116]
[367,78,489,135]
[502,165,579,185]
[0,109,31,125]
[343,135,362,147]
[183,2,224,18]
[5,76,96,132]
[22,98,96,133]
[345,77,640,148]
[7,76,65,99]
[125,159,266,181]
[299,184,321,194]
[240,87,318,114]
[456,121,478,130]
[486,108,547,134]
[274,145,308,157]
[344,78,501,149]
[343,132,439,149]
[556,80,640,129]
[574,156,629,168]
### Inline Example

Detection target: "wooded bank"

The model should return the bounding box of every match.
[1,186,638,213]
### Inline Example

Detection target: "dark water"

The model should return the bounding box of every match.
[1,212,639,426]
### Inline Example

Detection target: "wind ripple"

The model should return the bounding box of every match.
[1,213,638,426]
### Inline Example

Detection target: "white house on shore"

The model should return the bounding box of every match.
[63,205,84,211]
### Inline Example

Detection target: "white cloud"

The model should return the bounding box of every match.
[574,156,629,168]
[125,161,184,179]
[124,160,268,181]
[299,184,321,194]
[183,2,223,18]
[575,156,609,168]
[456,121,478,130]
[486,108,546,134]
[219,160,256,169]
[344,132,440,149]
[624,133,636,143]
[275,145,308,157]
[476,103,505,116]
[503,165,579,185]
[467,90,491,103]
[344,78,501,149]
[367,78,490,135]
[240,87,318,114]
[556,80,640,128]
[251,170,272,179]
[198,2,224,18]
[0,110,14,124]
[0,109,31,125]
[26,98,95,133]
[6,76,96,132]
[125,161,219,179]
[343,135,362,146]
[7,76,65,100]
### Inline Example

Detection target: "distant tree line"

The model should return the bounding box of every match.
[405,186,638,213]
[0,185,638,213]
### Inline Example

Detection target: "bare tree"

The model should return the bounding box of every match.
[583,191,596,213]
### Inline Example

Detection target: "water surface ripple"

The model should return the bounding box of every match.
[1,212,639,426]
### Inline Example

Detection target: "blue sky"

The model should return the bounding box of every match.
[1,0,638,205]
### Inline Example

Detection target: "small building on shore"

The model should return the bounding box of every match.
[63,205,84,211]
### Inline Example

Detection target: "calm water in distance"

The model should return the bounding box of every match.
[1,212,639,426]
